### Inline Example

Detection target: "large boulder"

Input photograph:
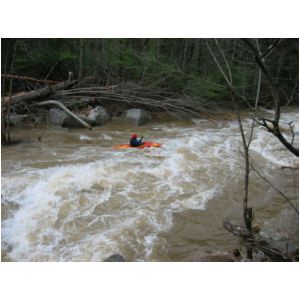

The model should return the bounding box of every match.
[49,109,92,128]
[122,108,151,125]
[49,109,67,126]
[87,105,110,126]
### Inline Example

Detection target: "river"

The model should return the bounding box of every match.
[1,109,299,261]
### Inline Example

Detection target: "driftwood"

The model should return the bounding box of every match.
[2,77,224,121]
[2,80,78,106]
[223,220,296,261]
[34,100,92,130]
[223,220,252,238]
[55,86,207,117]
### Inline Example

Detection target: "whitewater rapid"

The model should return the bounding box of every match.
[1,110,298,261]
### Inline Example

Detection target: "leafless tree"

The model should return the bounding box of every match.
[206,38,299,260]
[242,38,298,157]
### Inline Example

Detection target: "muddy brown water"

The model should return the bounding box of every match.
[1,110,299,261]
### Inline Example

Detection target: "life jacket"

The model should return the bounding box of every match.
[130,137,143,147]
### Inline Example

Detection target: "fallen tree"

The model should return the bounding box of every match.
[56,86,206,117]
[33,100,93,130]
[2,79,78,106]
[2,77,216,119]
[2,76,213,145]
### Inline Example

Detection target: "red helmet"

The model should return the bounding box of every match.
[131,133,138,139]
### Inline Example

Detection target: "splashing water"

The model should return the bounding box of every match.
[1,110,298,261]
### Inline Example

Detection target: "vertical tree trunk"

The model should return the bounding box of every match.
[234,97,253,260]
[182,39,189,69]
[78,38,84,79]
[156,38,160,59]
[5,40,18,144]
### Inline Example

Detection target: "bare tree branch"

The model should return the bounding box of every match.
[33,100,93,130]
[260,39,282,60]
[243,38,299,157]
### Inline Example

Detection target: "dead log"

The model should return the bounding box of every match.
[55,87,205,117]
[33,100,92,130]
[2,80,78,106]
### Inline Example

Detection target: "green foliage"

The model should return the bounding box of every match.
[2,38,298,106]
[184,75,227,98]
[58,50,75,61]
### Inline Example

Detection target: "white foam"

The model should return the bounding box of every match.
[79,134,92,141]
[2,110,298,261]
[100,133,113,140]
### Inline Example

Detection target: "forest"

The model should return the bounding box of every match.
[1,38,299,262]
[2,38,298,103]
[2,38,299,142]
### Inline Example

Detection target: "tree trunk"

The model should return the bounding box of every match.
[78,38,84,80]
[242,38,299,157]
[34,100,93,130]
[2,80,78,106]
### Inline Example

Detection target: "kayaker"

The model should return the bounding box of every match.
[130,133,144,147]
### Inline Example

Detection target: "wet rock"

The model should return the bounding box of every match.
[48,109,93,128]
[49,109,68,126]
[122,108,151,125]
[103,254,126,262]
[253,250,268,262]
[87,105,110,126]
[76,115,95,126]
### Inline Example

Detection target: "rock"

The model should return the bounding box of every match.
[49,109,90,128]
[122,108,151,125]
[77,115,95,126]
[87,105,110,126]
[8,114,28,127]
[103,254,126,262]
[49,109,68,126]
